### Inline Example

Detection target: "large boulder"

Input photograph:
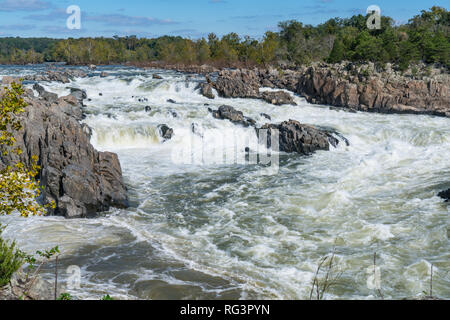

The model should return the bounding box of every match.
[258,120,340,155]
[261,91,297,106]
[213,69,260,98]
[0,81,128,218]
[211,105,256,127]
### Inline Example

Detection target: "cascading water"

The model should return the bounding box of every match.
[0,65,448,300]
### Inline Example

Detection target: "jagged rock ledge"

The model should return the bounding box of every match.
[0,77,128,218]
[209,105,344,155]
[207,62,449,117]
[23,69,88,83]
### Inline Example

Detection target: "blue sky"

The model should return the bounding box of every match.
[0,0,447,39]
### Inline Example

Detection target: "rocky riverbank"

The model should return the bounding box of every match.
[0,76,128,218]
[0,270,54,300]
[196,62,449,117]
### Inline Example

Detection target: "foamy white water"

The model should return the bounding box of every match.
[0,65,448,300]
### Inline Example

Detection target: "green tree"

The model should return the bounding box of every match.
[328,39,345,63]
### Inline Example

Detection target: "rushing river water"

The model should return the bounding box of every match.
[0,65,449,300]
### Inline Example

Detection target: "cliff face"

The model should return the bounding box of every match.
[0,78,128,218]
[212,62,450,117]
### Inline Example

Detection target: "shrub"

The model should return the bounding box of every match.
[0,224,24,287]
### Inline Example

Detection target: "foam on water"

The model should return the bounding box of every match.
[0,65,449,300]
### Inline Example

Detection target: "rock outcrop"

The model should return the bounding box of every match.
[208,63,450,117]
[294,63,449,116]
[258,120,340,155]
[23,69,88,83]
[261,91,297,106]
[438,188,450,202]
[0,78,128,218]
[213,69,260,99]
[211,105,256,127]
[0,270,53,300]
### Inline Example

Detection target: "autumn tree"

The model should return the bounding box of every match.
[0,82,52,217]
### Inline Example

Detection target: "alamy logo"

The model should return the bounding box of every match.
[367,5,381,30]
[66,265,81,290]
[66,5,81,30]
[171,128,279,175]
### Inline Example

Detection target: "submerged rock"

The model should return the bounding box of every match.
[153,74,163,80]
[198,82,215,99]
[100,71,109,78]
[158,124,174,141]
[258,120,342,155]
[191,123,204,138]
[261,91,297,106]
[167,99,177,104]
[211,105,256,127]
[438,188,450,202]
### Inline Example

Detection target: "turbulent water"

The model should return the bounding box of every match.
[0,65,448,300]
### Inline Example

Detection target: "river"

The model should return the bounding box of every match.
[0,65,448,300]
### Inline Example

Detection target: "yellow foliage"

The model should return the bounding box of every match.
[0,82,55,217]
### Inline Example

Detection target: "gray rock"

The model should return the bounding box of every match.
[213,70,260,98]
[261,91,297,106]
[258,120,341,155]
[212,105,256,127]
[260,113,272,120]
[0,84,128,219]
[158,124,174,141]
[33,83,58,103]
[153,74,163,80]
[0,270,53,300]
[100,72,109,78]
[198,82,215,99]
[438,188,450,202]
[23,69,88,83]
[69,87,87,104]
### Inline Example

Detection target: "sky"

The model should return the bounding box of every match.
[0,0,448,39]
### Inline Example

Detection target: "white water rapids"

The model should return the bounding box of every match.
[0,65,448,300]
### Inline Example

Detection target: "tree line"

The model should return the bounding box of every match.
[0,7,448,70]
